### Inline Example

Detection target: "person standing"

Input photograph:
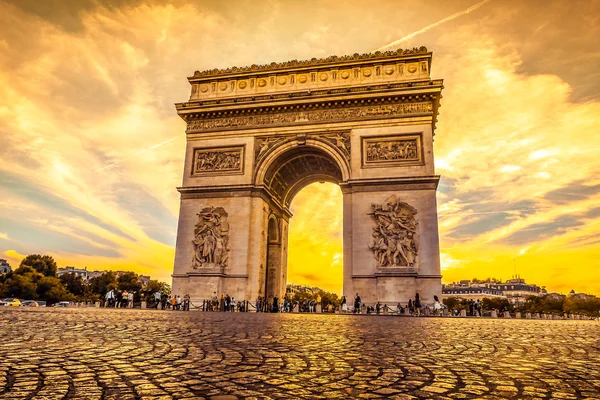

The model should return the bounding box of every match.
[154,291,161,309]
[183,294,190,311]
[176,295,182,311]
[433,295,442,316]
[408,299,414,316]
[376,302,381,315]
[231,296,236,312]
[414,293,421,317]
[340,296,347,313]
[122,291,129,309]
[105,289,114,308]
[128,291,134,308]
[225,294,231,312]
[354,293,361,314]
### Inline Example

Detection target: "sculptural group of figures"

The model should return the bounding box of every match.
[195,150,241,172]
[366,140,418,162]
[369,197,419,268]
[192,207,230,269]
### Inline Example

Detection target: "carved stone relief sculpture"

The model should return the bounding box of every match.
[255,137,285,162]
[191,206,230,271]
[187,102,433,132]
[369,196,419,268]
[362,134,423,168]
[323,132,351,159]
[192,146,243,175]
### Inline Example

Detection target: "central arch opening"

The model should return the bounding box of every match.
[287,182,343,295]
[260,144,347,308]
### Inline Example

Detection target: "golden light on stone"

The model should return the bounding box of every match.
[172,47,443,305]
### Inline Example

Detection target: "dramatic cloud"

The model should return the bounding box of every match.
[0,0,598,294]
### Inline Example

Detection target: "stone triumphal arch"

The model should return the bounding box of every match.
[172,47,444,306]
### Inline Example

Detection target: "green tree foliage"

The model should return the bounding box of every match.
[317,290,340,307]
[59,273,86,297]
[117,271,142,293]
[481,297,511,311]
[290,289,340,308]
[442,296,468,311]
[521,294,565,314]
[562,294,600,317]
[141,280,171,302]
[3,265,75,304]
[88,271,118,296]
[20,254,58,277]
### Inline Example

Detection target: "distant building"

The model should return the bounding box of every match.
[0,259,11,274]
[489,276,541,305]
[442,282,505,300]
[443,276,541,304]
[57,266,88,280]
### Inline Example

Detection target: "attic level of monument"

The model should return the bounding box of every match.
[178,47,439,108]
[190,46,431,79]
[176,48,443,135]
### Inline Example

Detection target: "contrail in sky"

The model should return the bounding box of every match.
[94,136,180,173]
[374,0,492,52]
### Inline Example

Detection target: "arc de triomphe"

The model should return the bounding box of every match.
[172,47,444,306]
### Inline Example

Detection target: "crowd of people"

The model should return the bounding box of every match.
[347,292,444,316]
[103,289,134,308]
[152,292,191,310]
[104,288,448,316]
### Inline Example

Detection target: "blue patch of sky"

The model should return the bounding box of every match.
[544,180,600,203]
[0,217,121,258]
[0,171,136,242]
[112,182,177,246]
[497,215,583,245]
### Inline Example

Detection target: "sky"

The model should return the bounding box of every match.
[1,0,599,295]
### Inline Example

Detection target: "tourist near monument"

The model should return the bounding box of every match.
[171,47,444,308]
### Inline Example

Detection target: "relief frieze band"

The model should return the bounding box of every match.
[192,146,244,176]
[361,134,424,168]
[187,101,433,133]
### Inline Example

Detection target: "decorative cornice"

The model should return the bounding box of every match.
[185,100,434,133]
[191,47,429,79]
[176,79,443,111]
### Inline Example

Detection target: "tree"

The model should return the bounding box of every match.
[317,290,340,308]
[141,280,171,302]
[59,273,86,298]
[481,297,511,312]
[3,266,75,304]
[20,254,58,277]
[563,294,600,317]
[88,271,118,297]
[117,271,142,293]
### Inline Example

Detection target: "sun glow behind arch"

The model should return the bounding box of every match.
[286,182,343,295]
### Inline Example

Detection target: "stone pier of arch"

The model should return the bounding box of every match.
[172,47,444,307]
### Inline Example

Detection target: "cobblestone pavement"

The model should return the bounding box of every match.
[1,309,599,400]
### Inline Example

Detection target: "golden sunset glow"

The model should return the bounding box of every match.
[1,1,599,295]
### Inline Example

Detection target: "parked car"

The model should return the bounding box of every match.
[21,300,40,307]
[0,298,22,307]
[55,301,71,308]
[36,301,47,307]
